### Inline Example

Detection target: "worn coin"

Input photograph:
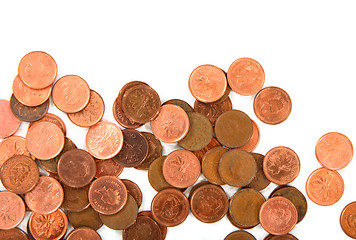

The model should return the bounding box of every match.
[0,228,29,240]
[238,120,260,152]
[0,191,26,230]
[188,181,210,201]
[193,137,221,162]
[65,227,102,240]
[0,136,33,167]
[246,153,271,191]
[122,179,143,208]
[61,184,90,212]
[95,158,124,178]
[148,156,174,192]
[29,113,67,136]
[135,132,163,170]
[225,230,257,240]
[0,99,21,139]
[162,99,193,112]
[113,96,143,129]
[340,201,356,239]
[68,206,103,231]
[193,97,232,126]
[201,146,228,185]
[10,94,49,122]
[137,211,167,239]
[123,215,162,240]
[266,234,299,240]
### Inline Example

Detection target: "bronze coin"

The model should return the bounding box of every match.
[68,206,103,231]
[188,181,210,201]
[238,119,260,152]
[193,137,221,162]
[65,227,102,240]
[99,194,138,230]
[61,184,90,212]
[268,234,299,240]
[95,158,124,178]
[0,155,39,194]
[193,97,232,126]
[137,211,167,239]
[0,136,33,168]
[225,230,257,240]
[0,228,29,240]
[219,149,257,187]
[162,99,193,112]
[201,146,228,185]
[340,201,356,239]
[151,188,189,227]
[0,191,26,230]
[57,149,96,188]
[135,132,163,170]
[10,94,49,122]
[89,176,128,215]
[0,99,21,139]
[26,221,36,240]
[29,113,67,136]
[148,156,175,192]
[112,96,143,129]
[211,85,231,105]
[123,215,162,240]
[246,153,271,191]
[215,110,253,148]
[122,179,143,208]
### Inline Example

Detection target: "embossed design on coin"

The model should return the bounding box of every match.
[10,94,49,122]
[113,96,143,129]
[95,158,124,178]
[29,113,67,136]
[340,201,356,239]
[135,132,163,170]
[0,191,26,230]
[194,97,232,126]
[123,215,162,240]
[0,136,33,167]
[0,99,21,139]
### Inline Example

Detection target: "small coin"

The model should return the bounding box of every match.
[137,211,167,239]
[29,113,67,136]
[0,228,29,240]
[267,234,299,240]
[201,146,228,185]
[212,85,231,105]
[122,179,143,208]
[315,132,353,170]
[65,227,102,240]
[225,230,257,240]
[188,181,210,201]
[215,110,253,148]
[68,206,103,231]
[26,221,35,240]
[0,191,26,230]
[61,184,90,212]
[112,96,143,129]
[340,201,356,239]
[0,136,33,167]
[95,158,124,178]
[246,153,271,191]
[238,120,260,152]
[193,97,232,126]
[123,215,162,240]
[162,99,193,112]
[148,156,175,192]
[188,64,227,103]
[193,137,221,162]
[10,94,49,122]
[135,132,163,170]
[0,99,21,139]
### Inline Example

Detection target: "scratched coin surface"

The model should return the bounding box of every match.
[162,99,193,112]
[238,120,260,152]
[0,228,29,240]
[225,230,257,240]
[61,184,90,212]
[246,153,271,191]
[68,206,103,231]
[29,113,67,136]
[0,136,32,167]
[66,227,102,240]
[193,137,221,162]
[112,96,143,129]
[10,94,49,122]
[95,158,124,178]
[0,191,26,230]
[340,201,356,239]
[148,156,175,192]
[123,215,162,240]
[201,146,228,185]
[122,179,143,208]
[194,97,232,126]
[135,132,163,170]
[0,99,21,139]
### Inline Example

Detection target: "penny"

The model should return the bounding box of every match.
[0,228,29,240]
[118,81,149,104]
[215,110,253,148]
[212,85,231,105]
[227,209,246,229]
[25,176,64,214]
[0,191,26,229]
[113,129,149,167]
[263,146,300,185]
[188,181,210,201]
[29,113,67,136]
[99,194,138,230]
[65,227,102,240]
[26,222,36,240]
[26,121,65,160]
[10,94,49,122]
[227,57,265,96]
[188,64,227,103]
[57,149,96,188]
[238,120,260,152]
[315,132,354,170]
[68,90,105,127]
[0,155,39,194]
[123,215,162,240]
[148,156,175,192]
[201,146,228,185]
[306,167,344,206]
[225,230,257,240]
[112,96,143,129]
[52,75,91,113]
[219,149,257,187]
[18,51,57,89]
[135,132,163,170]
[190,184,228,223]
[246,153,271,191]
[151,188,189,227]
[340,201,356,239]
[162,99,193,112]
[0,99,21,139]
[89,176,128,215]
[253,86,292,125]
[162,149,201,188]
[193,137,221,162]
[95,158,124,178]
[0,136,33,167]
[122,179,143,208]
[193,97,232,126]
[68,206,103,231]
[85,121,124,160]
[137,211,167,239]
[268,234,298,240]
[61,184,90,212]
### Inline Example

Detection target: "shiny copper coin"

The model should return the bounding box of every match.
[95,158,124,178]
[0,99,21,139]
[57,149,96,188]
[135,132,163,170]
[193,97,232,126]
[61,184,90,212]
[68,206,103,231]
[0,136,32,167]
[122,179,143,208]
[315,132,354,170]
[112,96,143,129]
[148,156,174,192]
[137,211,167,239]
[25,176,64,214]
[123,215,162,240]
[150,104,190,143]
[85,121,124,160]
[68,90,105,127]
[151,188,189,227]
[219,149,257,187]
[0,228,29,240]
[0,155,39,194]
[225,230,257,240]
[29,113,67,136]
[188,64,227,103]
[113,129,149,167]
[65,227,102,240]
[263,146,300,185]
[238,120,260,152]
[89,176,128,215]
[253,86,292,125]
[340,201,356,239]
[201,146,228,185]
[188,181,210,201]
[306,167,344,206]
[18,51,57,89]
[162,99,193,112]
[162,149,201,188]
[178,112,213,151]
[52,75,90,113]
[215,110,253,148]
[10,94,49,122]
[246,153,271,191]
[0,191,26,229]
[193,137,221,162]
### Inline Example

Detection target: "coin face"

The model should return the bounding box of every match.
[340,201,356,239]
[193,137,221,162]
[137,211,167,239]
[61,184,90,212]
[246,153,271,191]
[0,99,21,139]
[225,230,257,240]
[135,132,163,170]
[0,136,32,167]
[162,99,193,112]
[122,179,143,208]
[66,227,102,240]
[148,156,174,192]
[193,97,232,126]
[10,94,49,122]
[201,146,228,185]
[95,158,124,178]
[0,228,29,240]
[0,191,26,230]
[68,206,103,231]
[29,113,67,136]
[267,234,298,240]
[113,96,144,129]
[238,120,260,152]
[123,216,162,240]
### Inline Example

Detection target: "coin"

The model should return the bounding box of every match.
[193,137,221,162]
[306,167,344,206]
[0,191,26,230]
[61,184,90,212]
[0,228,29,240]
[68,206,103,231]
[10,94,49,122]
[148,156,175,192]
[246,153,271,191]
[65,227,102,240]
[122,179,143,208]
[238,120,260,152]
[201,146,228,185]
[29,113,67,136]
[215,110,253,148]
[112,96,143,129]
[188,64,227,103]
[253,86,292,125]
[0,136,33,167]
[0,99,21,139]
[95,158,124,178]
[340,201,356,239]
[193,97,232,126]
[135,132,163,170]
[315,132,354,170]
[26,221,35,240]
[225,230,257,240]
[123,215,162,240]
[162,99,193,112]
[266,234,298,240]
[137,211,167,239]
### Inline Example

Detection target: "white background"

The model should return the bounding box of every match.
[1,1,355,239]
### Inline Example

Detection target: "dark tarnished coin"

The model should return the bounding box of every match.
[0,228,29,240]
[215,110,253,148]
[162,99,193,113]
[246,153,271,191]
[201,146,228,185]
[148,156,175,192]
[65,227,102,240]
[61,184,90,212]
[135,132,163,170]
[95,158,124,178]
[268,234,299,240]
[29,113,67,136]
[193,97,232,126]
[137,211,167,239]
[225,230,257,240]
[238,120,260,152]
[68,206,103,231]
[193,137,221,162]
[10,94,49,122]
[123,215,162,240]
[113,96,144,129]
[340,201,356,239]
[122,179,143,208]
[178,112,213,151]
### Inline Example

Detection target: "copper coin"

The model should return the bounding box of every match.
[65,227,101,240]
[26,121,65,160]
[219,149,257,187]
[68,206,103,231]
[95,158,124,178]
[0,136,33,167]
[118,81,149,103]
[151,188,189,227]
[190,184,228,223]
[52,75,91,113]
[29,209,68,240]
[227,57,265,96]
[113,129,149,167]
[29,113,67,136]
[150,104,190,143]
[340,201,356,239]
[123,215,162,240]
[201,146,228,185]
[112,96,143,129]
[178,112,213,151]
[0,228,29,240]
[25,176,64,214]
[213,85,231,105]
[225,230,257,240]
[0,191,26,229]
[188,64,227,103]
[122,179,143,208]
[18,51,57,89]
[10,94,49,122]
[88,176,128,215]
[193,97,232,126]
[85,121,124,160]
[26,221,36,240]
[57,149,96,188]
[0,99,21,139]
[306,167,344,206]
[162,149,201,188]
[193,137,221,162]
[68,90,105,127]
[162,99,193,112]
[315,132,354,170]
[135,132,163,170]
[253,86,292,125]
[0,155,39,194]
[263,146,300,185]
[267,234,299,240]
[99,194,138,230]
[215,110,253,148]
[246,153,271,191]
[148,156,175,192]
[188,181,210,201]
[61,184,90,212]
[238,120,260,152]
[137,211,167,239]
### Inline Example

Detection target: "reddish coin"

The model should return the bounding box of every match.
[0,228,29,240]
[10,94,49,122]
[29,113,67,136]
[238,120,260,152]
[65,227,102,240]
[225,230,257,240]
[148,156,175,192]
[193,97,232,126]
[135,132,163,170]
[0,191,26,230]
[61,184,90,213]
[112,96,143,129]
[0,99,21,139]
[340,201,356,239]
[122,179,143,208]
[95,158,124,178]
[123,215,162,240]
[193,137,221,162]
[0,136,33,167]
